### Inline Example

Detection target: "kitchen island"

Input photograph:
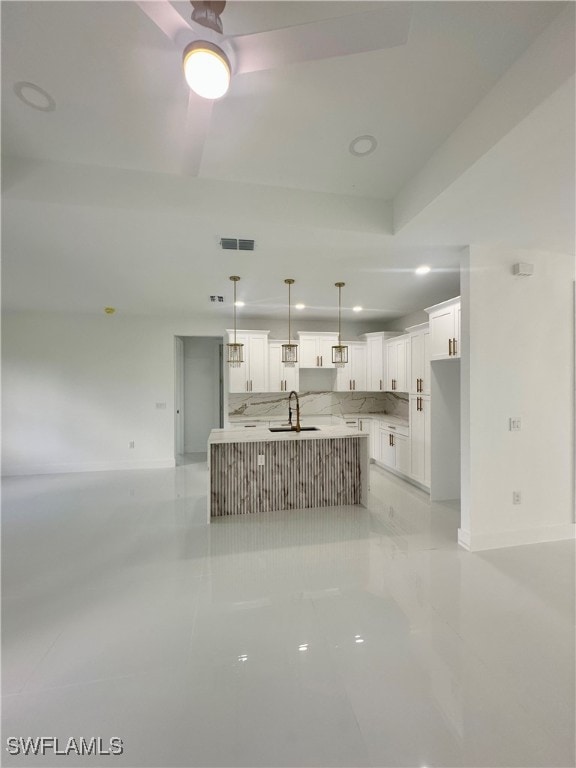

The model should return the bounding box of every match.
[208,425,369,520]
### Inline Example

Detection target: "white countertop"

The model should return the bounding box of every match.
[228,412,409,427]
[209,424,369,445]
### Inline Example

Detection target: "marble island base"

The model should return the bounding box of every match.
[208,426,369,520]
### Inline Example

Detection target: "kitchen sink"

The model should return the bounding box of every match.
[268,426,320,432]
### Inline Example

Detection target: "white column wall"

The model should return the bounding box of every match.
[460,246,575,550]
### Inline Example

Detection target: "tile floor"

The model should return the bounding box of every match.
[2,462,574,767]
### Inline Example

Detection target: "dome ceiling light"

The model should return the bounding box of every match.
[182,40,231,100]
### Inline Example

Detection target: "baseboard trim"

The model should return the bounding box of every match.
[460,523,575,551]
[2,458,176,477]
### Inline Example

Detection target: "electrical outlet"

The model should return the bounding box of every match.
[513,491,521,505]
[257,454,265,466]
[509,417,521,431]
[129,441,135,449]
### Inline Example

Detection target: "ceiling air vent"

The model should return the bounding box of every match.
[219,238,255,251]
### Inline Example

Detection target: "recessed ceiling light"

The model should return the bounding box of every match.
[349,135,377,157]
[104,307,116,314]
[352,306,363,312]
[14,81,56,112]
[415,265,431,275]
[295,303,305,310]
[182,41,231,99]
[235,301,245,307]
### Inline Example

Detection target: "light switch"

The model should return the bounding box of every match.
[509,417,521,431]
[156,402,167,410]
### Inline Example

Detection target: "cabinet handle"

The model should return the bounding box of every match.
[449,338,453,356]
[354,380,356,390]
[321,355,323,366]
[379,379,382,390]
[391,434,394,447]
[389,433,392,446]
[453,338,457,355]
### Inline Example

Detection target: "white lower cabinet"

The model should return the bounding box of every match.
[379,426,410,474]
[409,395,431,488]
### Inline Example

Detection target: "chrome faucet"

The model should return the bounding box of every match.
[288,391,301,432]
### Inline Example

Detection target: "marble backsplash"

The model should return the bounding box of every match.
[229,391,409,420]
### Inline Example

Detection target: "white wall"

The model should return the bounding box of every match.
[182,337,221,453]
[459,247,575,550]
[1,311,374,475]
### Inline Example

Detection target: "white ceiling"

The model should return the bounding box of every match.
[2,1,574,321]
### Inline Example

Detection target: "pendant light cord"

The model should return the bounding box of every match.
[288,281,292,344]
[338,284,342,344]
[233,280,237,345]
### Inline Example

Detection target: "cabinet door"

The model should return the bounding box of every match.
[351,343,367,391]
[429,307,455,360]
[422,331,431,394]
[268,343,284,393]
[395,434,410,476]
[386,342,397,390]
[335,363,351,392]
[284,362,299,393]
[228,334,249,393]
[318,336,338,368]
[367,337,384,391]
[409,396,430,487]
[410,395,424,482]
[454,303,461,358]
[379,429,395,468]
[248,335,268,392]
[299,336,318,367]
[396,338,407,391]
[410,333,423,394]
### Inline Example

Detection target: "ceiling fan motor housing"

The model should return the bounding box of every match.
[191,1,226,34]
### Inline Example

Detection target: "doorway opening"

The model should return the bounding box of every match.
[174,336,224,466]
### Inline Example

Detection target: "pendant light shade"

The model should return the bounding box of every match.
[332,282,348,367]
[227,276,243,367]
[281,279,298,366]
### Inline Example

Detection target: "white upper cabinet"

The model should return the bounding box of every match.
[362,332,401,392]
[268,341,299,393]
[407,323,430,395]
[386,335,409,391]
[335,342,367,391]
[425,297,461,360]
[297,332,339,368]
[227,330,270,393]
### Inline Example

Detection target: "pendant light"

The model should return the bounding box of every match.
[282,279,298,366]
[332,282,348,367]
[227,276,243,367]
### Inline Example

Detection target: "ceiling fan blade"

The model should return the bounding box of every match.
[182,91,214,176]
[233,4,413,75]
[135,1,193,44]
